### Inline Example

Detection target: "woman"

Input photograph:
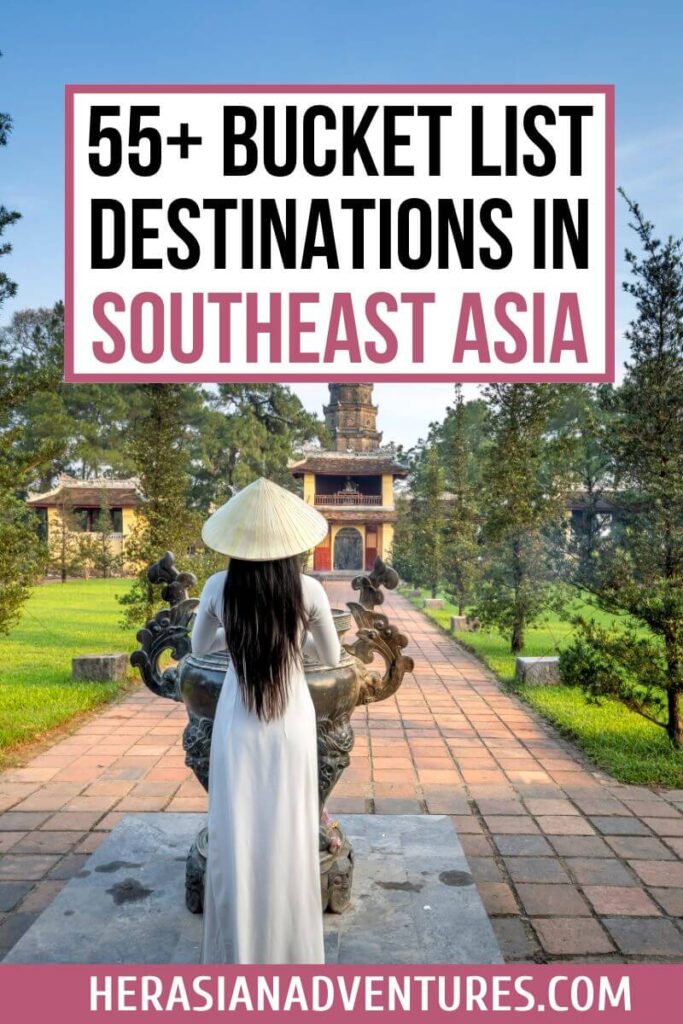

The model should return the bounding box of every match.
[192,477,341,964]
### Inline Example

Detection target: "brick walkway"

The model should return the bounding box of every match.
[2,581,683,962]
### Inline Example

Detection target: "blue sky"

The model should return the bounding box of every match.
[2,0,683,446]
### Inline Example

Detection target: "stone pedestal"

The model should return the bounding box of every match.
[422,598,444,610]
[5,813,502,965]
[515,656,561,686]
[450,615,469,631]
[72,653,129,682]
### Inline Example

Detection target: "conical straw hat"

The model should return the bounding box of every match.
[201,477,329,560]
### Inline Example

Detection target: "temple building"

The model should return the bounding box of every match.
[289,384,407,572]
[27,476,140,559]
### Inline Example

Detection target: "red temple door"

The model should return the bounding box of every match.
[365,528,378,570]
[313,534,331,571]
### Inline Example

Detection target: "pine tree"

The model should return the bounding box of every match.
[475,384,570,653]
[411,445,446,598]
[0,90,50,632]
[191,384,323,511]
[118,384,213,626]
[548,384,614,581]
[570,195,683,746]
[47,488,84,582]
[77,490,123,578]
[440,386,481,615]
[0,86,20,308]
[391,493,417,583]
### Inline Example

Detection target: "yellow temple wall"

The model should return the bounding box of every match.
[121,507,138,540]
[302,473,315,505]
[44,505,139,560]
[381,522,394,559]
[46,506,61,540]
[381,474,394,507]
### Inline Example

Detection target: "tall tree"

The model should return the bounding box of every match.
[475,384,570,653]
[118,384,212,626]
[1,303,137,487]
[46,488,84,582]
[1,305,72,489]
[549,385,615,579]
[191,384,324,511]
[0,94,53,632]
[2,303,326,503]
[410,445,446,598]
[0,78,20,308]
[568,195,683,746]
[390,493,416,583]
[439,387,481,615]
[76,490,124,579]
[437,394,489,488]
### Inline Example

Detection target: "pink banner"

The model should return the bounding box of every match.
[0,964,678,1022]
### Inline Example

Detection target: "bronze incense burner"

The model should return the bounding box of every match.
[130,553,413,914]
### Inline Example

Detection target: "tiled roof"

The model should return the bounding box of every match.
[27,476,140,508]
[289,451,408,477]
[565,491,618,513]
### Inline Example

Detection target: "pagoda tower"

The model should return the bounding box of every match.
[323,384,382,452]
[289,384,406,573]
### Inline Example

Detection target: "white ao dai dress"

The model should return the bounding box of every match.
[192,570,341,964]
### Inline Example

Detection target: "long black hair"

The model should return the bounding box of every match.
[222,555,308,721]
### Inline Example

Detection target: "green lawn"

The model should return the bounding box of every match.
[401,586,683,788]
[4,577,682,787]
[0,579,136,767]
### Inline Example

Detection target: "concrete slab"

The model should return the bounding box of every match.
[4,813,501,964]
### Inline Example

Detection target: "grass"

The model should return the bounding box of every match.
[0,578,136,768]
[401,585,683,788]
[3,576,681,787]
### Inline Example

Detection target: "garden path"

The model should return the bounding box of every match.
[1,582,683,962]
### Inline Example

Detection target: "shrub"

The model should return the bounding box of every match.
[560,617,668,729]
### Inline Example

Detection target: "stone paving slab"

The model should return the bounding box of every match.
[2,581,683,962]
[4,813,203,964]
[4,813,502,965]
[324,814,501,963]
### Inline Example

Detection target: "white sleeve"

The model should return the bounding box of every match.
[192,572,227,655]
[302,575,342,668]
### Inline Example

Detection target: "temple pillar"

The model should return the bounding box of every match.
[382,523,395,561]
[303,472,315,505]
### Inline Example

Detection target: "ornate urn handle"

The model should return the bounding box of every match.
[344,559,414,705]
[131,553,414,708]
[130,552,199,701]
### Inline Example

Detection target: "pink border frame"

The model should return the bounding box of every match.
[64,84,615,384]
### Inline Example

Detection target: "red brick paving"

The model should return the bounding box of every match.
[1,580,683,962]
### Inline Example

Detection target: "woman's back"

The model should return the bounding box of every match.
[193,569,341,677]
[197,567,339,964]
[195,477,336,964]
